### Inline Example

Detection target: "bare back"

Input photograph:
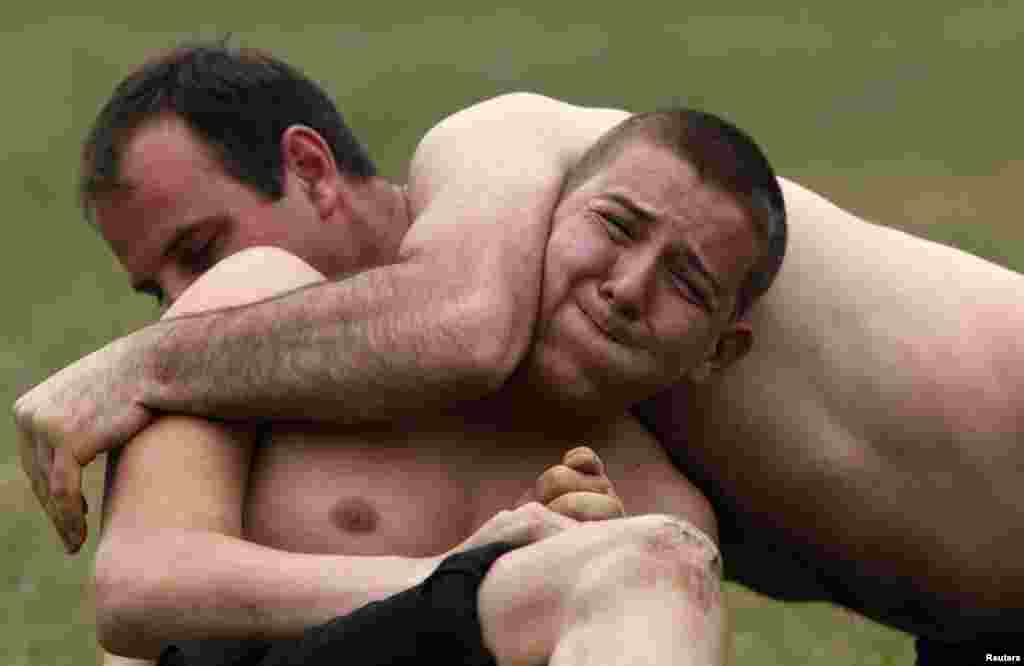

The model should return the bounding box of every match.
[639,179,1024,638]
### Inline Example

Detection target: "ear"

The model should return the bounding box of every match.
[687,320,753,383]
[281,125,341,220]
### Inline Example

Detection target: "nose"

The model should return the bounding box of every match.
[599,251,657,320]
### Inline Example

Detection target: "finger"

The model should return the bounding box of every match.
[535,465,612,505]
[521,502,578,541]
[49,445,87,554]
[17,429,51,514]
[547,491,625,521]
[562,446,604,476]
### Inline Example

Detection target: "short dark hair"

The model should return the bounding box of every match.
[80,41,377,217]
[563,109,787,318]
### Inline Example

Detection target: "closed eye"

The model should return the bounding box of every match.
[164,214,233,276]
[668,269,710,311]
[599,211,631,241]
[178,232,219,274]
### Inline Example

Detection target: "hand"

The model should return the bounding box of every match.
[447,501,580,557]
[519,446,625,521]
[13,334,153,553]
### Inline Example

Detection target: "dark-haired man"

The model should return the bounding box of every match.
[18,44,1024,664]
[55,47,785,666]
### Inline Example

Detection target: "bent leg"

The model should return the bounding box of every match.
[252,542,517,666]
[479,514,724,666]
[236,513,722,666]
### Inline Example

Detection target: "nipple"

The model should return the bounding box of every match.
[330,497,380,534]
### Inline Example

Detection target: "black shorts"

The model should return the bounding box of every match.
[158,541,518,666]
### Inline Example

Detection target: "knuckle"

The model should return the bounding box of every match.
[540,466,576,492]
[563,445,594,463]
[12,399,31,428]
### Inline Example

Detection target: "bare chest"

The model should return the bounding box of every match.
[242,416,696,557]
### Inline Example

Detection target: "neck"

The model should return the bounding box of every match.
[343,176,412,267]
[468,366,631,441]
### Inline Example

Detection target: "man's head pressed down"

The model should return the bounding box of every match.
[81,43,408,306]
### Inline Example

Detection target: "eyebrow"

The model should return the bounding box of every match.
[604,193,657,225]
[602,193,723,301]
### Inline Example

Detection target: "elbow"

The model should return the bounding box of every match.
[396,252,537,396]
[94,535,165,659]
[446,286,534,394]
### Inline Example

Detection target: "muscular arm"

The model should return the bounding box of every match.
[94,249,444,658]
[94,249,626,659]
[130,94,628,423]
[17,93,628,552]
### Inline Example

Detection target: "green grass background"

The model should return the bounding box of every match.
[4,2,1022,664]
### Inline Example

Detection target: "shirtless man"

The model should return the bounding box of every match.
[61,46,783,666]
[18,45,1024,663]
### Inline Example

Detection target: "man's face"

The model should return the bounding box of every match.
[525,138,761,408]
[90,113,354,306]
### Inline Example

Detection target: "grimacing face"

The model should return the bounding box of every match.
[89,113,367,306]
[523,138,762,410]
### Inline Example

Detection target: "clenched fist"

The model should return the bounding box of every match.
[519,446,625,521]
[13,333,155,553]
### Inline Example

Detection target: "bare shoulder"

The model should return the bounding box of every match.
[417,92,628,155]
[407,93,629,215]
[165,247,326,317]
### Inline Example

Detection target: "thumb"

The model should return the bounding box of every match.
[49,444,87,554]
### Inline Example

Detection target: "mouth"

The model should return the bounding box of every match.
[577,301,630,347]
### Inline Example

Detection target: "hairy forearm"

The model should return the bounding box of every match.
[128,94,629,426]
[95,527,438,658]
[135,255,510,424]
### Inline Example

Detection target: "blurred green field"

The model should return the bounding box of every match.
[3,2,1022,664]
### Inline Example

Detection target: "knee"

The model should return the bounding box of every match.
[477,516,723,665]
[576,515,723,609]
[635,515,722,574]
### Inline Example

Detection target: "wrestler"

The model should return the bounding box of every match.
[99,104,783,664]
[18,42,1023,663]
[62,46,783,665]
